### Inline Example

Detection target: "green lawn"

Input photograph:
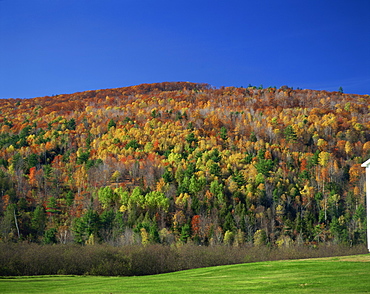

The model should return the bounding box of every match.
[1,254,369,294]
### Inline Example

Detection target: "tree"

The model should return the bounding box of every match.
[180,223,191,243]
[108,119,116,130]
[72,209,100,244]
[46,196,59,215]
[219,126,228,140]
[144,191,169,214]
[210,163,221,177]
[318,151,331,167]
[210,179,224,205]
[66,118,76,130]
[98,186,119,209]
[185,132,198,145]
[31,205,46,239]
[162,168,174,183]
[224,230,234,245]
[188,175,206,195]
[255,158,274,177]
[125,140,140,150]
[140,227,149,245]
[253,229,267,246]
[43,228,57,244]
[26,153,39,170]
[283,125,297,142]
[0,204,17,241]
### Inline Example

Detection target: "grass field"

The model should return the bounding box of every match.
[1,254,369,294]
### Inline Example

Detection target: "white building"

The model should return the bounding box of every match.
[361,158,370,252]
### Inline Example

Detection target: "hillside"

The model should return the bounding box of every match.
[0,82,369,246]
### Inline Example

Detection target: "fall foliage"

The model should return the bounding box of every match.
[0,82,369,247]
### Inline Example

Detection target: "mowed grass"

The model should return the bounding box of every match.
[1,254,369,294]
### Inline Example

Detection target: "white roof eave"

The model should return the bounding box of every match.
[361,158,370,168]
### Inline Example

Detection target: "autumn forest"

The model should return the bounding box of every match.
[0,82,369,248]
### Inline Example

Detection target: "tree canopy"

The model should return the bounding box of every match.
[0,82,369,247]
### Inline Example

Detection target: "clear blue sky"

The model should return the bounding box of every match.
[1,0,370,99]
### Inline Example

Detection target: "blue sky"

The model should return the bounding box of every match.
[1,0,369,98]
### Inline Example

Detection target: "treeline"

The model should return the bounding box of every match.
[0,82,369,247]
[0,243,366,276]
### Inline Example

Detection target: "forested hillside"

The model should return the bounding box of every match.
[0,82,369,247]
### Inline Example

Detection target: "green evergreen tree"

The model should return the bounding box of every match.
[283,125,297,142]
[180,224,191,243]
[43,228,57,244]
[219,126,228,140]
[31,205,46,239]
[108,119,116,129]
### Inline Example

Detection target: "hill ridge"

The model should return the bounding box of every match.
[0,81,369,247]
